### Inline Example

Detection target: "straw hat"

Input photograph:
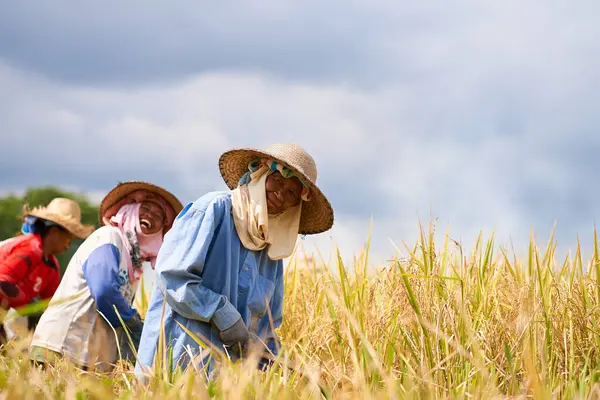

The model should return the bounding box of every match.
[98,181,184,233]
[219,143,334,235]
[24,198,95,240]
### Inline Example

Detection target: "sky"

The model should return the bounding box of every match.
[2,0,600,270]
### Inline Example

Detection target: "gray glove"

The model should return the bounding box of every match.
[218,317,249,349]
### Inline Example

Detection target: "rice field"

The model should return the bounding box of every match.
[1,221,600,399]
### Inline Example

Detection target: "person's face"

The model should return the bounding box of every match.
[139,201,166,234]
[264,171,303,215]
[45,226,73,255]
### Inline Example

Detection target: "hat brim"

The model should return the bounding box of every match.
[99,181,184,232]
[25,210,95,240]
[219,148,334,235]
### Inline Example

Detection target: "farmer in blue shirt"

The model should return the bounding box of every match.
[135,143,334,378]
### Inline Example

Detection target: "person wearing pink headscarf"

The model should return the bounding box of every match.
[29,181,183,372]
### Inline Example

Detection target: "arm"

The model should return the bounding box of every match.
[82,244,138,327]
[0,252,39,308]
[0,252,34,285]
[155,197,241,331]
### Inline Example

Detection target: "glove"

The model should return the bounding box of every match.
[119,312,144,362]
[218,317,250,354]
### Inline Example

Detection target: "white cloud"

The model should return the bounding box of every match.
[83,191,106,205]
[1,60,599,262]
[2,0,600,264]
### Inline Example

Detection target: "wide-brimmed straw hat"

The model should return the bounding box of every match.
[98,181,184,233]
[24,198,95,240]
[219,143,334,235]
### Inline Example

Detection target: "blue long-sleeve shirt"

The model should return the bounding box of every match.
[82,244,138,326]
[135,191,284,376]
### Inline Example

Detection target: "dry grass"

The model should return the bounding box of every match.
[1,222,600,399]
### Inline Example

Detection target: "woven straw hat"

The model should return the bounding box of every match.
[98,181,184,233]
[24,198,95,240]
[219,143,334,235]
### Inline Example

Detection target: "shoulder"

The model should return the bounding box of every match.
[75,226,126,262]
[16,235,44,261]
[178,191,232,221]
[86,226,125,247]
[162,191,233,241]
[190,191,232,213]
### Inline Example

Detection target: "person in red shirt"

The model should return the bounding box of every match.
[0,198,95,342]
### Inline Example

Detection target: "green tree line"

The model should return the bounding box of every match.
[0,187,99,276]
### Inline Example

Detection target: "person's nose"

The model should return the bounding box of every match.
[275,191,285,204]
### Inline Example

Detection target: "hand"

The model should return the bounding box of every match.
[120,312,144,362]
[218,317,249,349]
[126,312,143,330]
[126,312,144,343]
[127,313,144,344]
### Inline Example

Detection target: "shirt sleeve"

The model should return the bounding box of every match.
[155,197,242,331]
[0,250,41,308]
[0,251,38,284]
[82,243,138,327]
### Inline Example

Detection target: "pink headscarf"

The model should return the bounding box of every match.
[105,203,163,284]
[102,190,176,232]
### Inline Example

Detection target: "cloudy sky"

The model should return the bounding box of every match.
[1,0,600,267]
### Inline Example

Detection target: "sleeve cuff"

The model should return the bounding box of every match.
[212,300,241,331]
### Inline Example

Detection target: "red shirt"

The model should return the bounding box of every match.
[0,234,60,308]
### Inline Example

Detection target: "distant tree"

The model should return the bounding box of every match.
[0,186,99,276]
[0,194,24,241]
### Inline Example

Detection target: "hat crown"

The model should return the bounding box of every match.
[46,198,83,222]
[98,181,183,233]
[266,143,318,184]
